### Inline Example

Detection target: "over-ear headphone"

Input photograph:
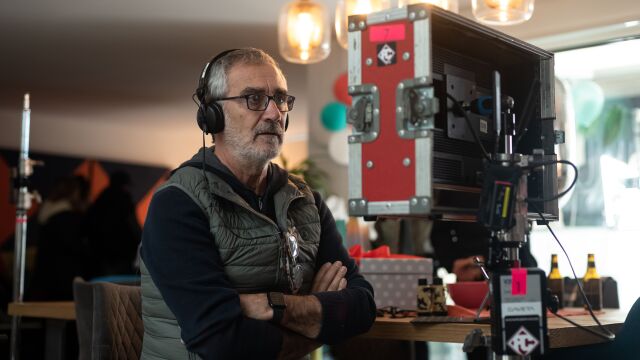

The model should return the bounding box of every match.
[195,49,289,135]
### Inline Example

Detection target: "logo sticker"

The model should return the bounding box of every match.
[377,42,397,66]
[507,326,540,355]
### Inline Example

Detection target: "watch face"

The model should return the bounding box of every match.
[269,292,286,307]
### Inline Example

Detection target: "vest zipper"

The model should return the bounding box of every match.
[258,196,263,211]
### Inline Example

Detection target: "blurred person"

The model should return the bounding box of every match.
[28,175,90,300]
[141,48,376,359]
[86,171,141,277]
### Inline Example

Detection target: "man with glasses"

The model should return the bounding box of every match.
[140,48,376,359]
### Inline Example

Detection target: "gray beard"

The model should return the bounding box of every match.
[223,127,282,171]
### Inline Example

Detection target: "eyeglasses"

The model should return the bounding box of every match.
[215,93,295,112]
[283,226,303,294]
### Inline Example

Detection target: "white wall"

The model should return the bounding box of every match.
[306,42,350,197]
[0,62,309,169]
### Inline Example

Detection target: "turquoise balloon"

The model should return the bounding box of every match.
[321,102,347,132]
[570,80,604,133]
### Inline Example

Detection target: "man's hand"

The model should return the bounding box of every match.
[452,256,484,282]
[312,261,347,293]
[239,260,349,339]
[238,293,272,321]
[238,293,322,339]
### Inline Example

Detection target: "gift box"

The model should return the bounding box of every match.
[359,257,433,310]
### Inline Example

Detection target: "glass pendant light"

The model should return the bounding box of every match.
[335,0,391,49]
[279,0,331,64]
[471,0,534,26]
[396,0,459,13]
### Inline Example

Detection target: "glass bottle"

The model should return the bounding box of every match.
[548,254,564,309]
[582,253,602,310]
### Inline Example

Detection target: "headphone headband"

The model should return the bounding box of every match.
[196,48,240,103]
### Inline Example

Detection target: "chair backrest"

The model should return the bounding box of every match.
[73,277,95,360]
[73,278,143,360]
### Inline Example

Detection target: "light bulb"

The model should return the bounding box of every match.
[279,0,331,64]
[335,0,390,49]
[396,0,459,13]
[471,0,534,26]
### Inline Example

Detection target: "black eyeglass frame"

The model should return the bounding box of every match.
[214,93,296,112]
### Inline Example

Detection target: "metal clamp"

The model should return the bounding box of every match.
[348,84,380,143]
[396,78,438,139]
[463,329,491,353]
[348,198,368,216]
[409,196,431,214]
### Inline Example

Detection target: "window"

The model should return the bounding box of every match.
[555,38,640,228]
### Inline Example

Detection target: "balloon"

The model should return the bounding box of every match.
[570,79,604,134]
[333,72,351,106]
[321,102,348,132]
[328,129,349,166]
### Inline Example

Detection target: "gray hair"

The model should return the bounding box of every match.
[205,47,283,102]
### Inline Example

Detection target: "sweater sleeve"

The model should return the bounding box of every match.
[141,186,283,359]
[311,192,377,344]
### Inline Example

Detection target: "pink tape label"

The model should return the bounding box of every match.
[511,268,527,296]
[369,24,406,42]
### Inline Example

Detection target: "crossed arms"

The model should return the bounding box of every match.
[142,186,376,359]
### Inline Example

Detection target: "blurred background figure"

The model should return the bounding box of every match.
[28,175,90,300]
[86,171,141,278]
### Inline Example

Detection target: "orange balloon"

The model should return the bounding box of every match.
[332,72,351,106]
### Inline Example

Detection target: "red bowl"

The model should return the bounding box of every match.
[447,281,490,309]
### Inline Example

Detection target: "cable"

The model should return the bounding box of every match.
[552,312,613,341]
[529,201,616,341]
[525,159,578,203]
[513,79,540,150]
[446,93,492,162]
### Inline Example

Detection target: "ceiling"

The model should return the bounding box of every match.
[0,0,337,165]
[1,0,639,167]
[0,0,326,121]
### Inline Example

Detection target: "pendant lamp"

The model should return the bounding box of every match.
[279,0,331,64]
[471,0,534,26]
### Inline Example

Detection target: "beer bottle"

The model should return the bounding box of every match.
[548,254,564,309]
[582,253,602,310]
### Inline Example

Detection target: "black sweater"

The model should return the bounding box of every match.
[141,152,376,359]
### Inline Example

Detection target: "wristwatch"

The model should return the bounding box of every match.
[267,292,286,324]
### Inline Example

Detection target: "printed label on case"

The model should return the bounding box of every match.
[511,268,527,296]
[480,119,488,133]
[369,24,406,42]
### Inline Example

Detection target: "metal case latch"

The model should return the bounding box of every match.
[348,84,380,143]
[396,78,438,139]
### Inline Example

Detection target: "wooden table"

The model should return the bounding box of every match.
[9,302,626,356]
[8,301,75,360]
[8,301,75,320]
[362,309,626,349]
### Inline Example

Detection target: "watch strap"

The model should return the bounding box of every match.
[271,306,285,324]
[267,292,286,324]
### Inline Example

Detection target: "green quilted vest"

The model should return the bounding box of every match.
[141,165,320,359]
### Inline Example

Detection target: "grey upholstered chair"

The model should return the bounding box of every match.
[73,278,143,360]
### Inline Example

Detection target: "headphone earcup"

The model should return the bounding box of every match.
[207,102,225,134]
[197,102,225,134]
[196,104,209,133]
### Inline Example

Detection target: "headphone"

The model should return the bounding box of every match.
[195,49,289,135]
